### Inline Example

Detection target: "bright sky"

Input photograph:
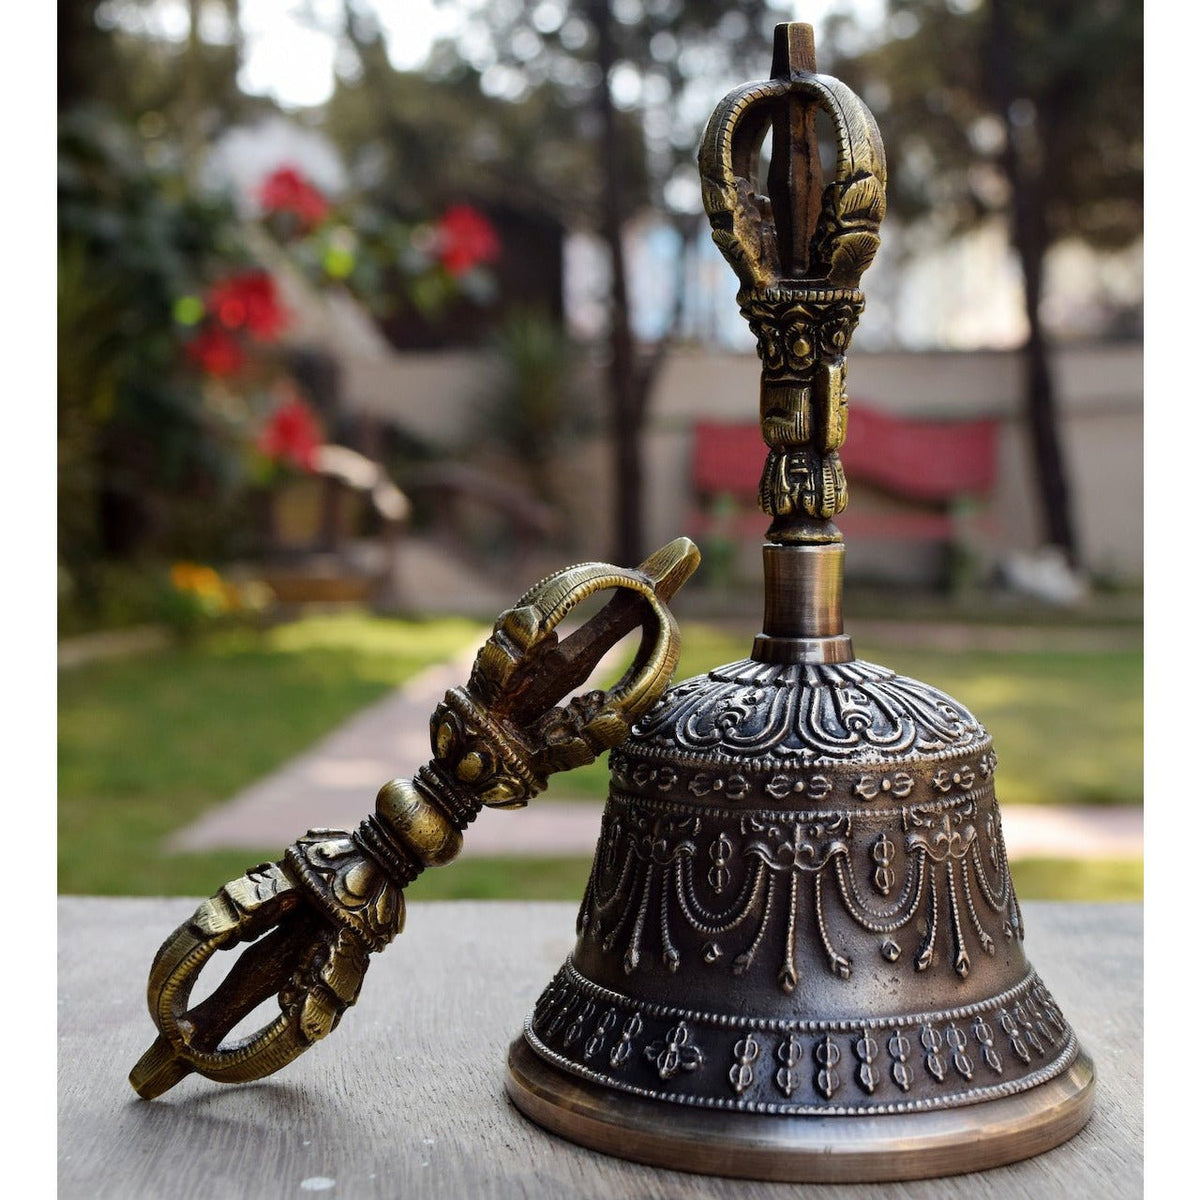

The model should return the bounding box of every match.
[239,0,463,107]
[109,0,883,110]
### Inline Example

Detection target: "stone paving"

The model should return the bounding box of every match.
[170,647,1143,863]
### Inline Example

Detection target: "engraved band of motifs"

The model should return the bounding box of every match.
[525,979,1080,1118]
[524,1021,1077,1117]
[601,783,996,826]
[553,957,1043,1034]
[530,961,1073,1114]
[742,285,864,306]
[523,1020,1077,1118]
[621,735,992,771]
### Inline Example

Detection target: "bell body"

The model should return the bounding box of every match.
[506,552,1094,1181]
[508,24,1093,1179]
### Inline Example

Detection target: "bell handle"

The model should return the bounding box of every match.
[130,538,700,1099]
[697,24,887,543]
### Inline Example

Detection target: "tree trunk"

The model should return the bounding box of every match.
[987,0,1080,567]
[1014,205,1077,561]
[591,0,644,566]
[58,0,106,109]
[183,0,206,179]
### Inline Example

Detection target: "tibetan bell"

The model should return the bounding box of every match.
[503,22,1094,1183]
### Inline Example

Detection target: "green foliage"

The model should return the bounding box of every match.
[324,55,603,227]
[456,1,792,215]
[57,561,168,637]
[826,0,1142,252]
[57,106,252,588]
[472,310,594,500]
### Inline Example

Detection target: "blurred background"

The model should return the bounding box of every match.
[57,0,1142,902]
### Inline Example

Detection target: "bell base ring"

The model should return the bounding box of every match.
[505,1036,1095,1183]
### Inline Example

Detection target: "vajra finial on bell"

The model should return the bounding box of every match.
[130,20,1093,1186]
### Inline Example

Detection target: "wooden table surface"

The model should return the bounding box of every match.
[58,898,1142,1199]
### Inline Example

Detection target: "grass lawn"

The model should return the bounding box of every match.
[58,613,484,894]
[59,613,1141,898]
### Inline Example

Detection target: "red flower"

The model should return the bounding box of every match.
[257,395,323,471]
[434,205,500,276]
[258,166,330,231]
[207,271,288,341]
[187,327,244,377]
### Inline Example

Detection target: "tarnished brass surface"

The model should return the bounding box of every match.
[129,537,700,1099]
[506,21,1094,1181]
[752,542,854,663]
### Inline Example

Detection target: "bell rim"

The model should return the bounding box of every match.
[505,1035,1095,1183]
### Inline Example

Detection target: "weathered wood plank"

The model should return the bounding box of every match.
[58,899,1141,1199]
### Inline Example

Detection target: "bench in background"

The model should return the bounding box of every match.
[689,406,998,582]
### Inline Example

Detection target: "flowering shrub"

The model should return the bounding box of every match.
[59,112,503,633]
[171,165,504,498]
[433,204,502,277]
[185,326,245,377]
[180,268,288,381]
[161,562,275,639]
[258,166,331,233]
[208,270,288,340]
[255,392,323,473]
[180,166,500,390]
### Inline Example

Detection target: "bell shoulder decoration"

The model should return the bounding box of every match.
[504,23,1094,1182]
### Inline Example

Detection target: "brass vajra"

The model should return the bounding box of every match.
[129,538,700,1099]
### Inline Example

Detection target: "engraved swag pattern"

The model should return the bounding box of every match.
[576,790,1022,990]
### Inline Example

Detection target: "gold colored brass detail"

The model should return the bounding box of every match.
[129,538,700,1100]
[125,20,1095,1187]
[698,23,886,543]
